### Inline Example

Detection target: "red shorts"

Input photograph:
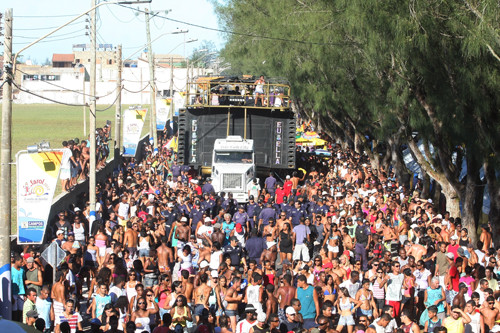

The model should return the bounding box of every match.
[385,300,401,317]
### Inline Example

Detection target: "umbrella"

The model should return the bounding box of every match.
[0,317,40,333]
[315,149,331,156]
[311,138,327,146]
[295,137,311,144]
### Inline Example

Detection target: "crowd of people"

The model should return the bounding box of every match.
[11,127,500,333]
[59,121,111,192]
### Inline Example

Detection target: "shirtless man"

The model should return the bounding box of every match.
[260,245,278,267]
[193,273,212,322]
[480,225,492,253]
[263,221,279,245]
[291,171,306,195]
[179,270,194,305]
[156,237,174,273]
[211,224,225,246]
[265,284,278,319]
[51,271,67,319]
[481,295,500,331]
[331,258,347,285]
[405,240,427,262]
[341,227,354,251]
[61,233,79,254]
[197,239,212,264]
[398,218,409,245]
[275,274,296,323]
[225,277,244,332]
[124,221,138,259]
[171,217,190,248]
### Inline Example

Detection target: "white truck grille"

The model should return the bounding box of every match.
[223,173,242,189]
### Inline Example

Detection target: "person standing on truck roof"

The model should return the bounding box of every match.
[254,75,266,107]
[265,172,277,196]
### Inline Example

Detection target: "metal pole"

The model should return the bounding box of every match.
[244,108,247,139]
[114,44,122,166]
[226,111,230,137]
[0,8,13,320]
[82,77,86,136]
[89,0,97,214]
[169,57,174,124]
[185,58,189,107]
[145,9,158,149]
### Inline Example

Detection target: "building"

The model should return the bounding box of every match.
[52,54,75,68]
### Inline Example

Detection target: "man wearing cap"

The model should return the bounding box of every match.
[233,222,247,247]
[197,217,214,242]
[289,201,306,227]
[283,175,293,197]
[25,309,38,327]
[25,256,43,296]
[190,200,205,234]
[236,304,258,333]
[249,313,269,333]
[259,202,277,230]
[279,306,300,333]
[202,177,215,195]
[224,236,247,270]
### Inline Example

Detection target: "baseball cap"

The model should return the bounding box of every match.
[213,223,221,229]
[74,207,81,212]
[26,310,38,318]
[168,203,174,208]
[245,304,256,313]
[285,307,296,315]
[90,318,102,326]
[200,260,209,268]
[211,270,218,278]
[446,253,455,259]
[56,230,64,236]
[205,217,212,223]
[235,223,243,233]
[249,195,254,200]
[230,236,238,242]
[181,217,188,222]
[26,257,34,263]
[451,235,459,240]
[257,313,267,322]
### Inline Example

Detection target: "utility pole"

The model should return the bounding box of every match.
[145,8,157,149]
[114,44,122,167]
[0,8,13,320]
[89,0,97,214]
[82,77,86,136]
[169,57,174,124]
[185,58,190,106]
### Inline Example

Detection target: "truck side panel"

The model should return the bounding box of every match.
[178,107,296,170]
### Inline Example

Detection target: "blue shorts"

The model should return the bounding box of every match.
[194,304,205,316]
[338,315,355,326]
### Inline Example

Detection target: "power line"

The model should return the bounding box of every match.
[103,3,136,24]
[14,28,85,40]
[118,4,346,46]
[14,14,80,18]
[122,82,150,93]
[12,81,88,107]
[14,20,83,31]
[13,34,86,45]
[95,90,121,111]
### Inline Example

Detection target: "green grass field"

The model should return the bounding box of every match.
[0,103,153,233]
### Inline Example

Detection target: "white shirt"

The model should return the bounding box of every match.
[339,279,360,298]
[109,285,125,304]
[385,273,404,301]
[236,319,257,333]
[414,268,432,290]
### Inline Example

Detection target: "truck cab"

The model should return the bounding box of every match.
[212,136,255,202]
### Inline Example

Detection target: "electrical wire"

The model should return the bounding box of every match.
[14,14,80,18]
[95,90,121,111]
[14,20,83,31]
[13,34,86,45]
[122,82,150,93]
[104,3,136,24]
[17,68,118,99]
[118,4,346,46]
[12,81,87,107]
[14,28,85,40]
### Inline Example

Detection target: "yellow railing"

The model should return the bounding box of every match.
[185,80,292,110]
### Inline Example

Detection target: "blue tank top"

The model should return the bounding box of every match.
[11,267,25,295]
[297,285,316,319]
[426,286,445,312]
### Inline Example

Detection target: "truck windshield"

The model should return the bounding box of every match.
[214,151,253,163]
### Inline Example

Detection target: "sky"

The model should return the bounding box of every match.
[7,0,226,63]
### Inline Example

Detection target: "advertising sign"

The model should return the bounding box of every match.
[156,98,171,131]
[123,108,148,156]
[17,150,63,244]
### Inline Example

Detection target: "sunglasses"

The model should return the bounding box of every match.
[138,302,145,305]
[147,294,153,297]
[318,322,328,326]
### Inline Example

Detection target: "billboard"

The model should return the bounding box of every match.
[123,108,148,156]
[17,150,63,244]
[156,98,171,131]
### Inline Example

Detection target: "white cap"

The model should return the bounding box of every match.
[180,217,188,222]
[286,175,290,179]
[56,230,64,235]
[427,199,433,203]
[257,313,267,322]
[435,214,442,219]
[285,307,296,315]
[205,217,212,223]
[74,207,81,212]
[211,270,218,278]
[200,260,209,268]
[451,235,459,240]
[168,203,174,208]
[446,252,455,259]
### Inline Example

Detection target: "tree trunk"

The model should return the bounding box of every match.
[433,182,442,212]
[485,161,500,247]
[422,173,430,199]
[441,183,461,220]
[463,174,478,244]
